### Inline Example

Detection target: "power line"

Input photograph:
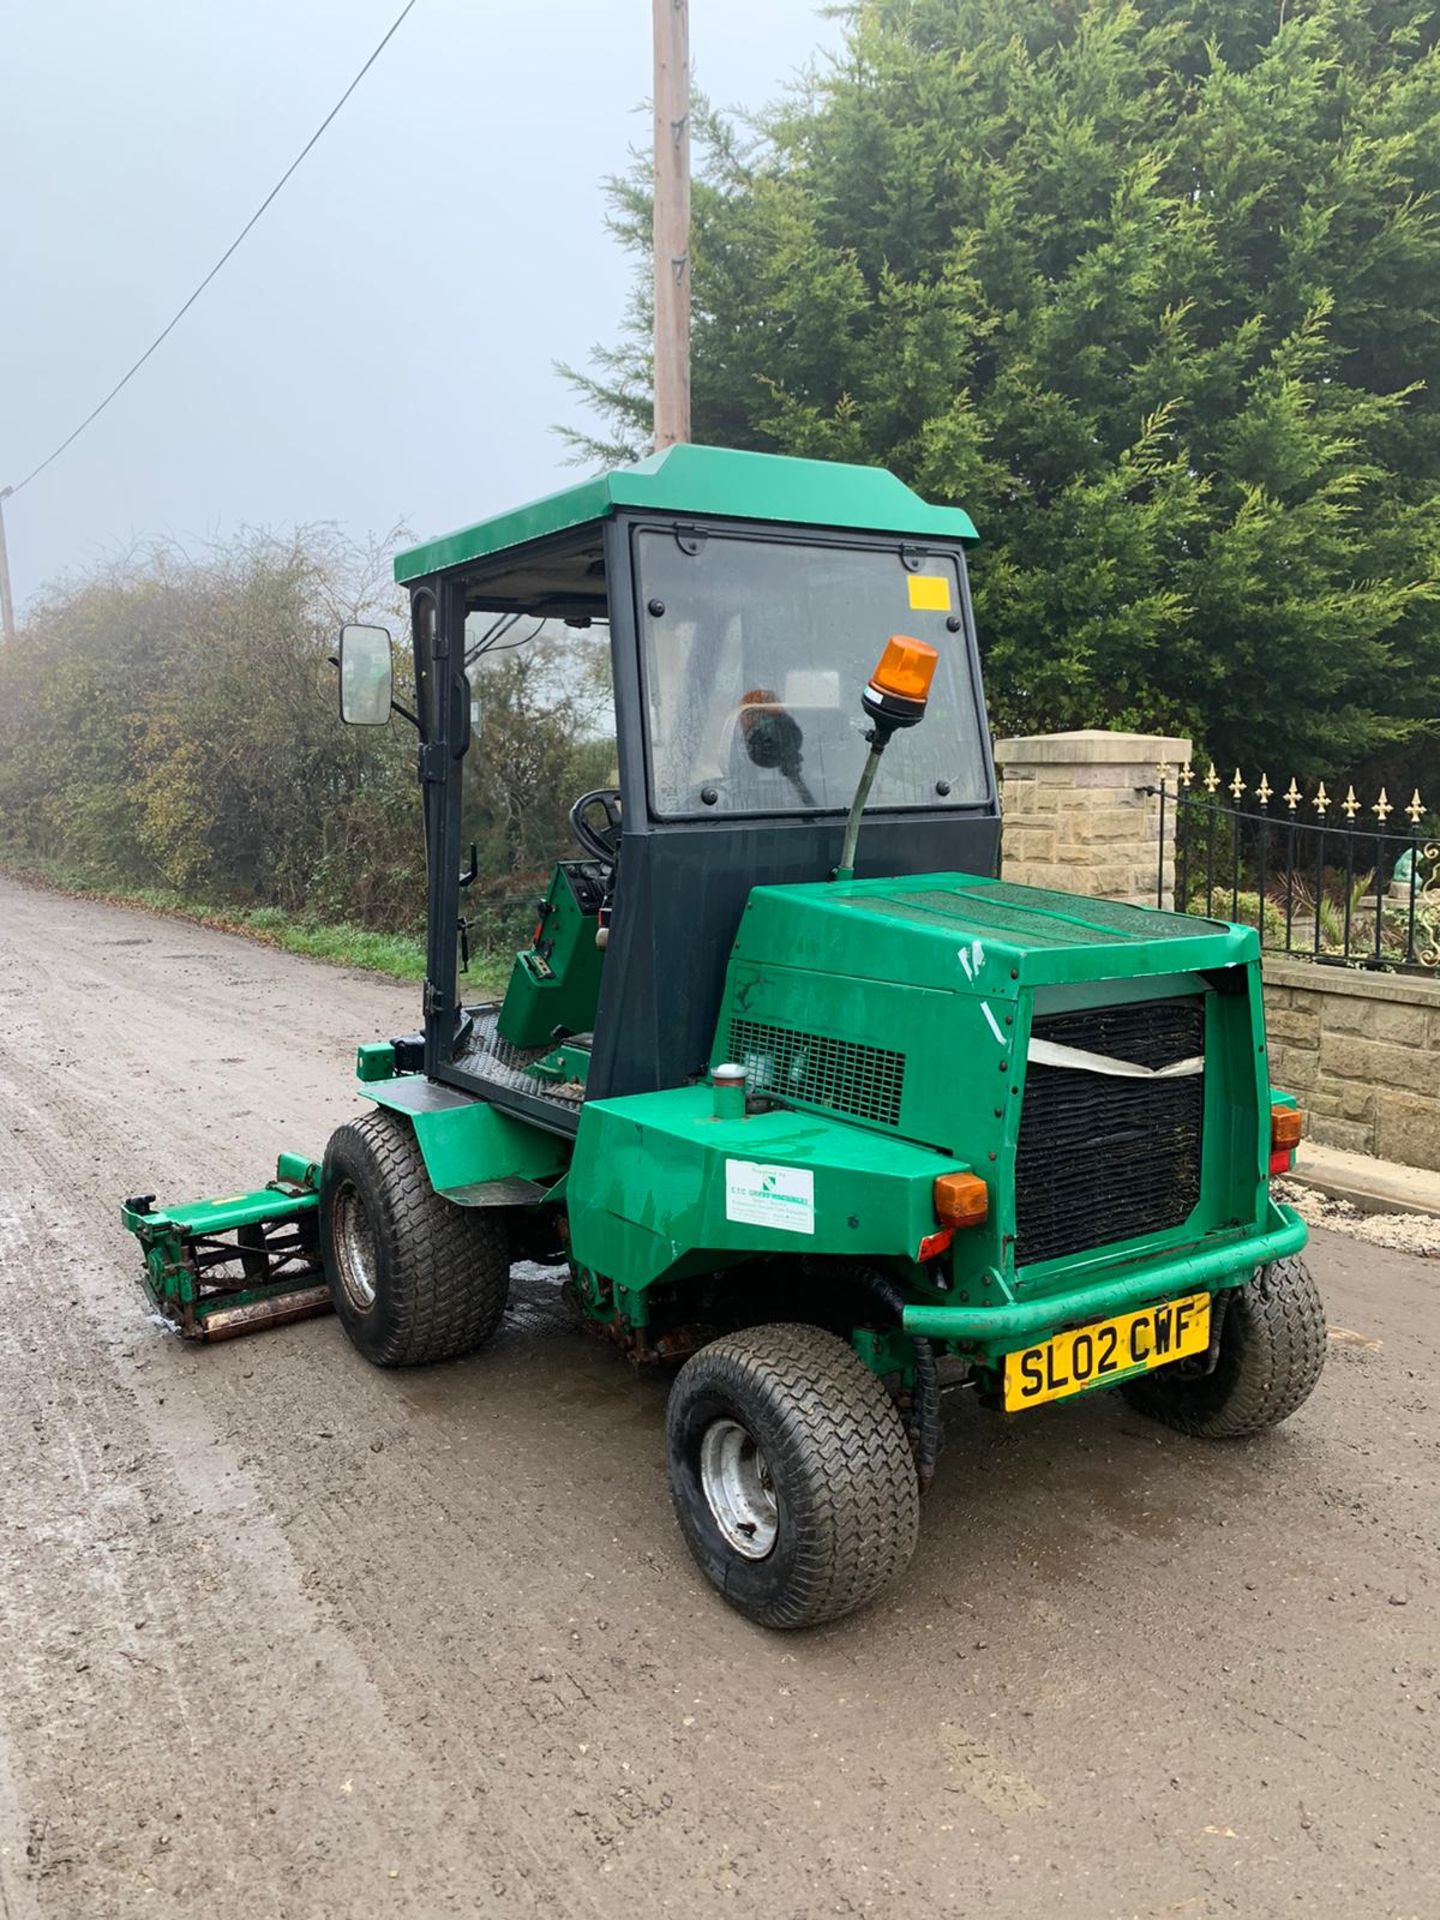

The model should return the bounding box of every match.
[10,0,420,498]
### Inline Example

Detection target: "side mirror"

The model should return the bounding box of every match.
[337,623,393,726]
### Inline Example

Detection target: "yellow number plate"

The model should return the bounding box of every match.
[1003,1291,1211,1412]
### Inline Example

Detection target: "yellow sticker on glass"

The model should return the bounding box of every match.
[907,574,952,613]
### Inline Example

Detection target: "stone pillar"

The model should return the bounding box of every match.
[994,729,1192,908]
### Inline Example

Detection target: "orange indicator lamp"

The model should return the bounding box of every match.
[933,1170,989,1229]
[1269,1102,1303,1175]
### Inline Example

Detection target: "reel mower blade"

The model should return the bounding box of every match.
[121,1153,331,1341]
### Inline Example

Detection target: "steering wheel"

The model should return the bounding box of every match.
[569,788,623,865]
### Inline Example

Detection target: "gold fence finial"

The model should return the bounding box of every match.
[1229,767,1247,800]
[1284,778,1301,812]
[1204,765,1220,794]
[1407,788,1426,824]
[1179,761,1194,788]
[1374,787,1393,821]
[1314,782,1329,815]
[1342,784,1359,819]
[1256,773,1272,806]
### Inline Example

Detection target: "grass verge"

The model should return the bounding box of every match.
[0,859,510,996]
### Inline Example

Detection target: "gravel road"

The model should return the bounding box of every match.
[1,874,1436,1920]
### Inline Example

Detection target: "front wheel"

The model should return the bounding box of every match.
[666,1323,920,1629]
[1121,1256,1326,1438]
[321,1108,510,1367]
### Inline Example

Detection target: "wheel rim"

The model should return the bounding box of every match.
[699,1417,778,1559]
[331,1179,379,1312]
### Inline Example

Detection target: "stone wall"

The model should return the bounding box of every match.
[994,729,1190,906]
[994,726,1440,1174]
[1263,957,1440,1171]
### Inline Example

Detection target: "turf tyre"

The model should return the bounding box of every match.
[320,1108,509,1367]
[666,1322,920,1629]
[1120,1256,1325,1438]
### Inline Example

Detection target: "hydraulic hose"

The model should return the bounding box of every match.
[855,1268,941,1493]
[909,1333,941,1493]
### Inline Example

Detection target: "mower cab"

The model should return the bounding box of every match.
[396,443,998,1110]
[122,444,1318,1627]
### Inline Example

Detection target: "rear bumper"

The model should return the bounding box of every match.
[902,1203,1307,1348]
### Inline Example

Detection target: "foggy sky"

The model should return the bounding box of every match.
[0,0,839,609]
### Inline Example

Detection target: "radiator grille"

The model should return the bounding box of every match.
[1016,996,1205,1267]
[729,1019,905,1127]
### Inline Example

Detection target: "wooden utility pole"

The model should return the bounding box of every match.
[0,489,15,644]
[652,0,691,448]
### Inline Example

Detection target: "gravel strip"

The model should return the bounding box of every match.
[1277,1177,1440,1258]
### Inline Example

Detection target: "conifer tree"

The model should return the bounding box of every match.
[568,0,1440,781]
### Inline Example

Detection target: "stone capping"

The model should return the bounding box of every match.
[995,729,1192,767]
[1262,954,1440,1010]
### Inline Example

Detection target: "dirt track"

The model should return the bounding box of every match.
[1,873,1437,1920]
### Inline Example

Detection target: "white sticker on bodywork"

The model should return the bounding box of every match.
[724,1160,815,1235]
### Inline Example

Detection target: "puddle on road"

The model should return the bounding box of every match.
[393,1262,673,1441]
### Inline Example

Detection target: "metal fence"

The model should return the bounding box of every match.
[1156,764,1439,973]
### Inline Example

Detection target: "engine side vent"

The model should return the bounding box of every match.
[729,1019,905,1128]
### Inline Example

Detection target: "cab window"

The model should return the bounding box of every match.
[636,529,988,817]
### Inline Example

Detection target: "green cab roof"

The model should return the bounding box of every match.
[393,443,979,584]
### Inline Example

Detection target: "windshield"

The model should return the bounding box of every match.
[636,529,988,816]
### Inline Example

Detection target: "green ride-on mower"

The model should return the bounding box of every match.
[123,445,1323,1628]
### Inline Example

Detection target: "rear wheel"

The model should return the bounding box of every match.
[666,1323,920,1629]
[321,1108,510,1367]
[1121,1256,1326,1438]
